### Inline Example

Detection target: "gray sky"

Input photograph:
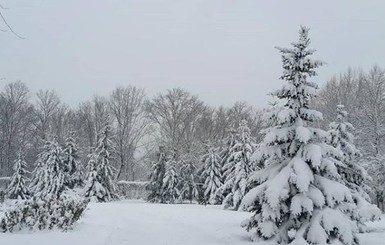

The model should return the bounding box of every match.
[1,0,385,108]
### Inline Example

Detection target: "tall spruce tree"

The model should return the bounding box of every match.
[201,144,223,204]
[6,151,30,200]
[30,138,66,198]
[214,127,237,203]
[241,27,360,245]
[329,105,381,230]
[147,146,167,203]
[84,124,117,202]
[63,133,83,188]
[220,120,255,210]
[219,128,237,171]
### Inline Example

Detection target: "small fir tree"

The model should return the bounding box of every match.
[201,144,223,204]
[30,138,66,199]
[162,155,180,204]
[7,151,30,200]
[84,124,117,202]
[219,127,237,171]
[329,105,381,230]
[63,133,83,188]
[179,156,199,203]
[147,146,167,203]
[213,128,237,204]
[220,120,255,210]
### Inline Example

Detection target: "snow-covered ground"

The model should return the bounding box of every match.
[1,200,384,245]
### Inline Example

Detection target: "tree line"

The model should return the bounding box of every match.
[0,84,263,181]
[1,59,385,211]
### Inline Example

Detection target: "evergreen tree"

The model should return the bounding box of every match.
[162,155,180,204]
[201,144,223,204]
[215,128,236,203]
[179,156,199,203]
[329,105,381,230]
[147,146,167,203]
[30,138,66,199]
[6,151,30,200]
[241,27,360,245]
[63,133,83,188]
[220,120,255,210]
[219,127,237,171]
[84,124,117,202]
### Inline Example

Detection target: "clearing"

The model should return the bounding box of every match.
[1,200,384,245]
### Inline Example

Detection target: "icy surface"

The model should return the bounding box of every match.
[0,200,384,245]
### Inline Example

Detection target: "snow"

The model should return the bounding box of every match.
[0,200,384,245]
[360,218,385,245]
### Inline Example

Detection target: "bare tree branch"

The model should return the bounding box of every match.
[0,4,24,39]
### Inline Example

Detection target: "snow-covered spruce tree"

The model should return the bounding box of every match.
[30,138,66,198]
[219,127,237,171]
[84,124,117,202]
[162,155,180,204]
[63,133,83,188]
[201,144,223,204]
[329,105,381,229]
[147,146,167,203]
[241,27,360,245]
[220,120,255,210]
[6,151,30,200]
[179,156,199,203]
[212,128,236,204]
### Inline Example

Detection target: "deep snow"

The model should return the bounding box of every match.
[1,200,384,245]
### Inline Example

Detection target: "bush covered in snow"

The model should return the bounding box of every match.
[1,194,89,232]
[6,151,30,200]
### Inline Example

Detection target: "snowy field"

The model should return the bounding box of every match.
[1,200,385,245]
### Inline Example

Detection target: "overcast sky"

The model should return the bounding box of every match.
[1,0,385,108]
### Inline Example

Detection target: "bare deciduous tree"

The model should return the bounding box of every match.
[0,81,32,174]
[33,90,61,141]
[146,88,206,159]
[110,86,152,181]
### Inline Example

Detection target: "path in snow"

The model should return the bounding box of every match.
[1,200,385,245]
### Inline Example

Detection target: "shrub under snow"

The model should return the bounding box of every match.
[1,194,89,232]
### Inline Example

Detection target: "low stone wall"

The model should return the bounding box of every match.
[116,181,149,200]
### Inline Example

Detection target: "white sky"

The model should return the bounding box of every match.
[1,0,385,108]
